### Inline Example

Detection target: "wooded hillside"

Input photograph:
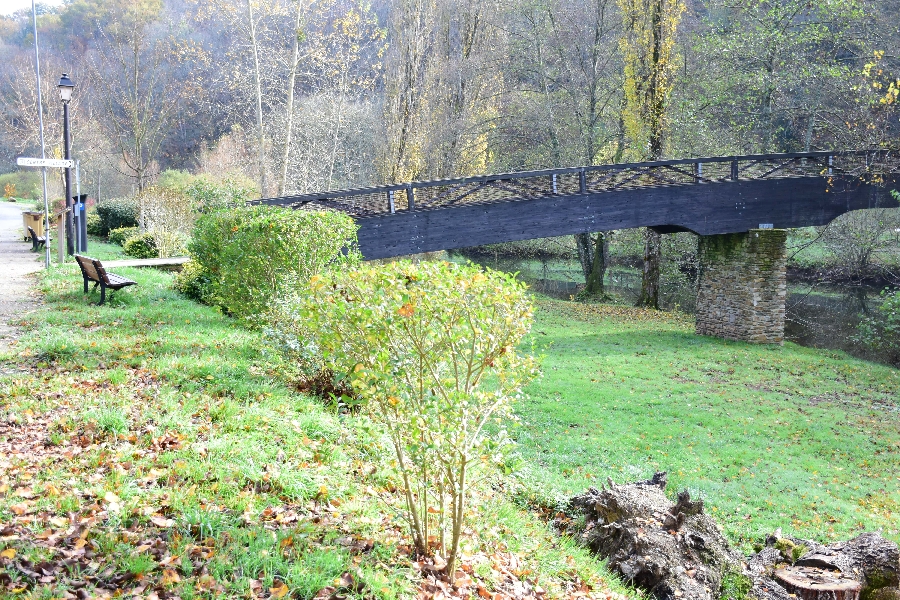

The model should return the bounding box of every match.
[2,0,898,200]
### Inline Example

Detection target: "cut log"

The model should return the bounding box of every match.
[774,566,861,600]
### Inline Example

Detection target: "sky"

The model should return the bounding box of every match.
[1,0,66,17]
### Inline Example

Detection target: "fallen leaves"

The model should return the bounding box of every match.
[0,337,633,600]
[410,552,628,600]
[149,516,175,528]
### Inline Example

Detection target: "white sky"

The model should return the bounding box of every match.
[1,0,66,17]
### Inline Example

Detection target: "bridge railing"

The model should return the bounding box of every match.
[248,150,892,217]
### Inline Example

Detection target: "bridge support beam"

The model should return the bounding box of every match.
[695,229,787,344]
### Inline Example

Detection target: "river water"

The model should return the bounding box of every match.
[451,253,893,366]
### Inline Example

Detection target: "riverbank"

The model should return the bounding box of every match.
[513,297,900,553]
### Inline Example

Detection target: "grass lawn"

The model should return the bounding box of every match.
[77,236,132,261]
[0,267,635,599]
[514,298,900,552]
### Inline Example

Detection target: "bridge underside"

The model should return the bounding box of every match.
[356,176,891,260]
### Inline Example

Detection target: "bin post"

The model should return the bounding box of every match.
[57,215,65,263]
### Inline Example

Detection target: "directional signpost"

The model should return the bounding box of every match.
[16,157,74,169]
[16,156,77,267]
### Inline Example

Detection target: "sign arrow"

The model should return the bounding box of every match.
[16,157,74,168]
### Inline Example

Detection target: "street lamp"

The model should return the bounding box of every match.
[58,73,75,255]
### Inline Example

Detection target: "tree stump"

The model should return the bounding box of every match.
[774,566,861,600]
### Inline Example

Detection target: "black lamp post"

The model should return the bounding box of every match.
[58,73,75,256]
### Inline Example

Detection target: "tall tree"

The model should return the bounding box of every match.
[618,0,684,308]
[246,0,267,195]
[674,0,876,155]
[87,0,199,191]
[382,0,502,183]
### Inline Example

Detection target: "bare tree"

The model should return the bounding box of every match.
[88,2,198,191]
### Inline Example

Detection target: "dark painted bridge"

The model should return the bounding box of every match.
[249,151,898,260]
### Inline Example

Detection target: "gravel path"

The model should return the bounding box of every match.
[0,202,44,354]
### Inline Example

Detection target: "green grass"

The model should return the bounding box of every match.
[0,267,637,599]
[65,236,129,261]
[513,298,900,551]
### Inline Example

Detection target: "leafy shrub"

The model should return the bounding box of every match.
[156,169,196,193]
[123,232,159,258]
[0,171,41,200]
[188,207,359,321]
[86,210,103,236]
[108,226,140,246]
[186,175,257,212]
[173,260,211,301]
[137,187,194,257]
[95,198,138,236]
[857,288,900,364]
[156,170,257,212]
[283,260,537,578]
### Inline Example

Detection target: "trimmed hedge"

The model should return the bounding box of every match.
[108,226,140,246]
[184,207,359,322]
[95,198,138,236]
[123,232,158,258]
[86,211,103,236]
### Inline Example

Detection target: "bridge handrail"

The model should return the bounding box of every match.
[249,150,889,213]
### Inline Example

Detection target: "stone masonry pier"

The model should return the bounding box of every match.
[695,229,788,344]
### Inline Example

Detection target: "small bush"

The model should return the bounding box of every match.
[137,187,194,257]
[186,175,257,212]
[857,288,900,364]
[86,210,103,236]
[108,226,140,246]
[188,207,359,321]
[123,232,159,258]
[284,260,537,579]
[173,260,211,301]
[95,198,138,236]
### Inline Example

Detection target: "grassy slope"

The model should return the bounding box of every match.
[0,268,635,599]
[514,298,900,551]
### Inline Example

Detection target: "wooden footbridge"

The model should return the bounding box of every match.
[250,151,897,260]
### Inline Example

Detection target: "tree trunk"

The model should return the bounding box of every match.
[575,232,609,297]
[575,232,594,280]
[279,1,303,196]
[774,567,861,600]
[637,227,660,308]
[247,0,267,197]
[585,232,608,296]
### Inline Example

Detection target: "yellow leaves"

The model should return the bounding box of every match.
[0,548,15,559]
[269,581,290,598]
[161,568,181,585]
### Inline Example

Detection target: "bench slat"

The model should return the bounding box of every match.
[75,255,100,281]
[105,274,136,286]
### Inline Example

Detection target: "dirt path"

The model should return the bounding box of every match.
[0,202,43,355]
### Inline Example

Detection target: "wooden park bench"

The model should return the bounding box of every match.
[27,226,46,252]
[74,255,137,305]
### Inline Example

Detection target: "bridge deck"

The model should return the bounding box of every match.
[249,151,898,259]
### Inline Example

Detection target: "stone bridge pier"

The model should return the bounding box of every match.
[695,229,788,344]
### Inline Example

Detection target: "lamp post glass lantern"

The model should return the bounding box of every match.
[58,73,75,255]
[58,73,74,101]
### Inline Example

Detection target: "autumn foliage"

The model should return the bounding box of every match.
[286,260,538,580]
